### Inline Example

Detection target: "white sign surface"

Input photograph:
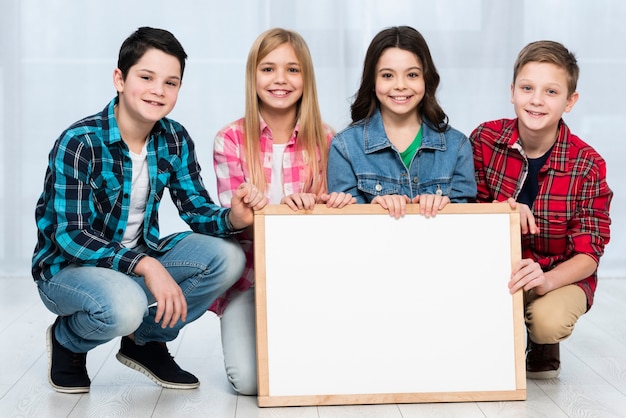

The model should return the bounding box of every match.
[255,204,525,406]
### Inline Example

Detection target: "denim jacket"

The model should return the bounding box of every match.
[327,109,477,203]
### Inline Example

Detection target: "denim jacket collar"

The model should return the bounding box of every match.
[362,108,446,154]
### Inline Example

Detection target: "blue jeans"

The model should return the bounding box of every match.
[37,233,244,353]
[220,287,257,395]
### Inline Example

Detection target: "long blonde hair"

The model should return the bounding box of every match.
[244,28,328,197]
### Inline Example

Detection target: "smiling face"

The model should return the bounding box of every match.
[374,47,425,122]
[113,47,182,130]
[255,42,304,117]
[511,61,578,140]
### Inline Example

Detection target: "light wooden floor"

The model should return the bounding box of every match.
[1,276,625,418]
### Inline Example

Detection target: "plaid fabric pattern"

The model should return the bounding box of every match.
[32,98,235,281]
[210,117,334,315]
[470,118,612,308]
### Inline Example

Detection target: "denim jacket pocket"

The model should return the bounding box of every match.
[358,175,403,197]
[417,177,452,196]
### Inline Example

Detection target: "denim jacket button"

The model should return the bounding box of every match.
[413,177,418,183]
[375,183,382,191]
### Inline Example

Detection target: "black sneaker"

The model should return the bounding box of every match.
[46,317,90,393]
[116,336,199,389]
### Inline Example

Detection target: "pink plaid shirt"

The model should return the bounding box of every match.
[209,117,334,315]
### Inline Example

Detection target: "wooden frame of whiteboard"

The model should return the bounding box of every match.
[254,203,525,407]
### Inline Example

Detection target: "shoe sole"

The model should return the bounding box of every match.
[46,324,90,394]
[115,352,200,390]
[526,367,561,380]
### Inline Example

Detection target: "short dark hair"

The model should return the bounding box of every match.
[117,27,187,80]
[351,26,448,131]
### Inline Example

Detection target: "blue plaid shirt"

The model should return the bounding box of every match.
[32,98,237,281]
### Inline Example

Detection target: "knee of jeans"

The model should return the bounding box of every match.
[187,235,245,280]
[108,292,148,336]
[225,239,246,268]
[218,239,246,282]
[227,368,258,396]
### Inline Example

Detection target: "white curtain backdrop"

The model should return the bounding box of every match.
[1,0,624,278]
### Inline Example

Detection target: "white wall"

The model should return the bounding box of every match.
[1,0,624,277]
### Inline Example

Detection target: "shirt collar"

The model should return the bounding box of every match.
[363,109,395,153]
[363,108,445,153]
[505,118,569,173]
[548,120,570,173]
[103,98,124,145]
[102,97,167,146]
[259,114,300,144]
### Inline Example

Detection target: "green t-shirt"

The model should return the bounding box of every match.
[400,125,423,168]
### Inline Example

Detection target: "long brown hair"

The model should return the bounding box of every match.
[351,26,448,132]
[244,28,328,196]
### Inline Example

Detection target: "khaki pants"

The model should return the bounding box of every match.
[524,284,588,344]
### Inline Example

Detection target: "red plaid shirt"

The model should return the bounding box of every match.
[470,118,612,309]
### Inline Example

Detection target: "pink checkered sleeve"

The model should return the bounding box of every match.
[213,119,249,207]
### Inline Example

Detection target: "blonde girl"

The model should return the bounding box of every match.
[210,28,353,395]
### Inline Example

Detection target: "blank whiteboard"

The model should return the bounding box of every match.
[254,203,525,407]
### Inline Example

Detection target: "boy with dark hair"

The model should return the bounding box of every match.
[470,40,612,379]
[32,26,267,393]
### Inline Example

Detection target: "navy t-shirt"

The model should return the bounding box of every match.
[517,147,553,207]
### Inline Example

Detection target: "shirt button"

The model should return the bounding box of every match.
[124,193,129,198]
[117,229,123,235]
[413,177,418,183]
